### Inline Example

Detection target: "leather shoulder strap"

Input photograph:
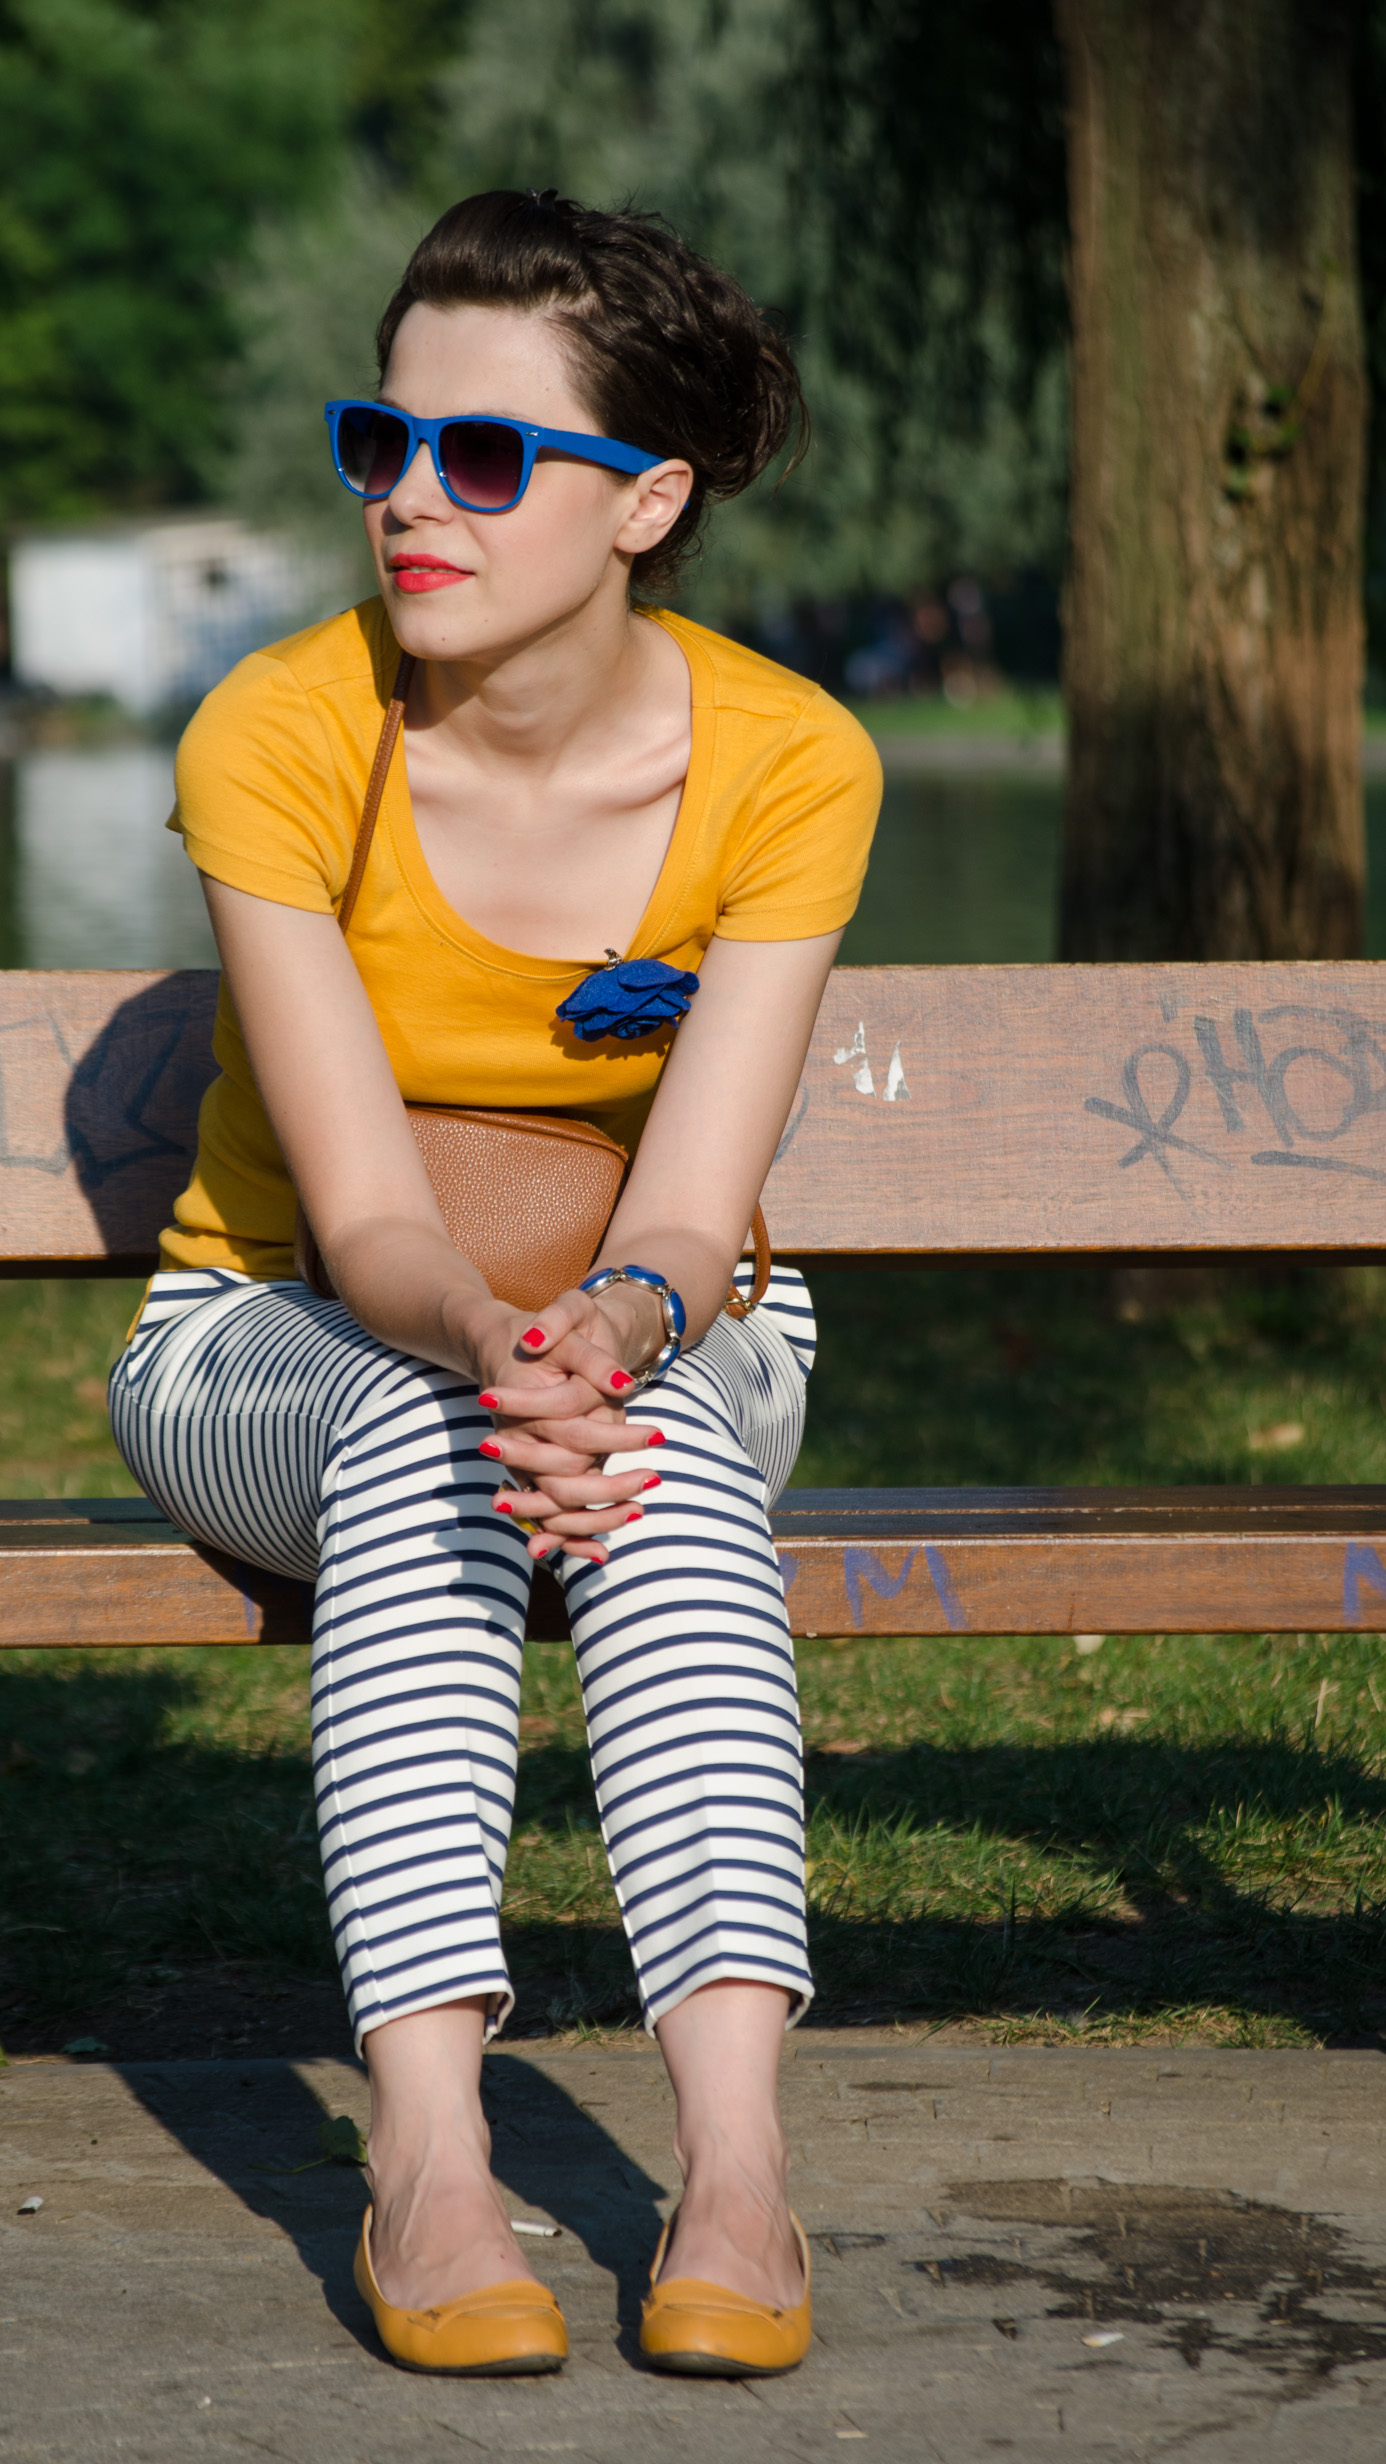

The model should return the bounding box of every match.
[724,1203,772,1317]
[336,651,416,936]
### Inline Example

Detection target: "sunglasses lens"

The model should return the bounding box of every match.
[336,406,410,496]
[440,420,525,508]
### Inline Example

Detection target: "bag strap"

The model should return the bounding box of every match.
[725,1204,772,1317]
[338,645,773,1316]
[336,652,417,935]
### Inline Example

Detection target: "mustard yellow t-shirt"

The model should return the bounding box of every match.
[162,596,882,1278]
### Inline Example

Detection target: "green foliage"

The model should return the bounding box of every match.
[0,0,350,522]
[796,0,1068,427]
[341,0,473,185]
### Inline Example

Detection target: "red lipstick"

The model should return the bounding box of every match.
[390,555,471,595]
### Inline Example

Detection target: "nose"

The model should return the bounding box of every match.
[386,438,451,517]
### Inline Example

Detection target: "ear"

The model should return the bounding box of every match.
[613,460,694,558]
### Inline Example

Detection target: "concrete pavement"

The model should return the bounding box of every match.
[6,2035,1386,2461]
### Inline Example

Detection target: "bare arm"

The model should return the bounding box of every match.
[201,877,505,1364]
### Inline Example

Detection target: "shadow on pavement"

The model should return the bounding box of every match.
[113,2048,666,2355]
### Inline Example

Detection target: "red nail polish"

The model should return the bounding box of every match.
[493,1496,513,1512]
[479,1390,501,1408]
[478,1438,501,1459]
[610,1369,634,1392]
[641,1475,661,1491]
[625,1509,643,1523]
[646,1431,665,1447]
[522,1327,546,1348]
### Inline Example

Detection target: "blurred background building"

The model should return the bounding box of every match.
[8,518,335,716]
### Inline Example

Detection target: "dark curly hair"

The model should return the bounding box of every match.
[375,188,808,596]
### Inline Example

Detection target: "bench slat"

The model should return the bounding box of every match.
[4,1493,1383,1645]
[0,970,219,1269]
[2,962,1384,1270]
[774,963,1386,1263]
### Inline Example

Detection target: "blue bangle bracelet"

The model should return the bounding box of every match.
[579,1262,686,1387]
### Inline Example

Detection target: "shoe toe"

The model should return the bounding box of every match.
[640,2278,811,2376]
[354,2210,568,2375]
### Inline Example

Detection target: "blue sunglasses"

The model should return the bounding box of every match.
[325,398,663,514]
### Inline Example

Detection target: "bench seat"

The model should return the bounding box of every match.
[4,1488,1384,1647]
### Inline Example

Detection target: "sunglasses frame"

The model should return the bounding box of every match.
[324,398,664,513]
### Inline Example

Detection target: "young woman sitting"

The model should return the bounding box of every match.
[110,188,880,2379]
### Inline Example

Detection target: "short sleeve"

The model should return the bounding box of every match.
[714,689,882,941]
[168,650,358,913]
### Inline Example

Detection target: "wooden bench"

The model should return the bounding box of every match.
[2,961,1384,1648]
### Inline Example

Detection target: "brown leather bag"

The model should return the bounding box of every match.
[294,653,771,1322]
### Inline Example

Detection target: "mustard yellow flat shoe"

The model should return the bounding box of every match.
[354,2205,567,2375]
[639,2212,812,2376]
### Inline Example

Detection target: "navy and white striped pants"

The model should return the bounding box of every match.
[109,1265,816,2049]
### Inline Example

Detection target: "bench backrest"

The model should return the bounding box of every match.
[0,962,1381,1273]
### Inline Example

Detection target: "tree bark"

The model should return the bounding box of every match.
[1055,0,1367,959]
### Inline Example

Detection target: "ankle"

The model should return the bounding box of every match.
[367,2118,492,2192]
[674,2137,791,2219]
[674,2115,788,2182]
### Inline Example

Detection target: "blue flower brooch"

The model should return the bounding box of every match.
[556,949,700,1043]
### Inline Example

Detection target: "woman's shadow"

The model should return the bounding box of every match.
[117,2044,669,2361]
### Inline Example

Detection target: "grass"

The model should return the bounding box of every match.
[852,691,1386,743]
[847,687,1064,738]
[0,1278,147,1497]
[3,1263,1386,2056]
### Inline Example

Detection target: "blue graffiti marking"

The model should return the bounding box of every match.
[842,1545,969,1633]
[922,1543,970,1631]
[844,1546,916,1630]
[1344,1543,1386,1623]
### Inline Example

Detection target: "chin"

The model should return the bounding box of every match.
[384,584,484,652]
[384,575,611,663]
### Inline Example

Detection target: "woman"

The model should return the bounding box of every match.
[110,189,880,2378]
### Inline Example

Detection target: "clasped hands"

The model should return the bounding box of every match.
[463,1282,667,1564]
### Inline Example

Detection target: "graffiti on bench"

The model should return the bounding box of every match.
[1085,1005,1386,1188]
[776,1537,1386,1632]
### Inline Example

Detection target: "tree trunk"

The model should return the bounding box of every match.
[1055,0,1367,959]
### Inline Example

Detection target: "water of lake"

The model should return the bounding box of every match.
[2,747,1384,970]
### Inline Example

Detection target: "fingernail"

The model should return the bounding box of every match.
[479,1390,501,1408]
[625,1509,643,1523]
[641,1474,661,1491]
[521,1327,546,1348]
[478,1437,501,1459]
[493,1496,513,1513]
[610,1369,634,1392]
[645,1430,665,1447]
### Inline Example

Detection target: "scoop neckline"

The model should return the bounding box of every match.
[382,609,710,981]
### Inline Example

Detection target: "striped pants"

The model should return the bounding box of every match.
[109,1265,816,2050]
